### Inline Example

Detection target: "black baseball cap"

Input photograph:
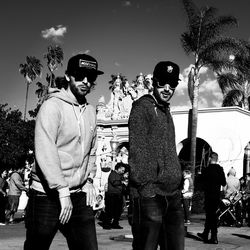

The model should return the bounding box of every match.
[66,54,104,76]
[153,61,180,88]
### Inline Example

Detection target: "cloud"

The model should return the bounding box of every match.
[121,1,132,7]
[114,62,121,67]
[41,25,67,43]
[173,64,223,110]
[84,49,91,54]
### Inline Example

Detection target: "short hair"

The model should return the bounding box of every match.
[183,170,191,175]
[115,162,126,171]
[210,152,218,162]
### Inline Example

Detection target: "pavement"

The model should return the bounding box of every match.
[0,211,249,250]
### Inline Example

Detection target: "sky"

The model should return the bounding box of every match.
[1,0,250,117]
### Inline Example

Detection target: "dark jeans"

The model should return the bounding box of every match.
[104,192,123,226]
[182,198,192,221]
[130,192,185,250]
[5,195,20,222]
[24,189,98,250]
[0,194,6,223]
[204,194,220,237]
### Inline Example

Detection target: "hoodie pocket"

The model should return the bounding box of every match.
[58,151,75,176]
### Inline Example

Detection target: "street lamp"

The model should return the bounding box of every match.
[110,133,120,169]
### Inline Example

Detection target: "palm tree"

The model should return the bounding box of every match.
[19,56,43,120]
[32,45,64,113]
[181,0,238,176]
[44,45,64,88]
[217,41,250,110]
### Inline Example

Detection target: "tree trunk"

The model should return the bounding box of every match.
[243,80,249,110]
[24,81,29,121]
[189,75,199,181]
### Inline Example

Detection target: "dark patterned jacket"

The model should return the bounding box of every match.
[128,94,182,197]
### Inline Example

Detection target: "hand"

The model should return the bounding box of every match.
[59,196,73,224]
[82,182,96,206]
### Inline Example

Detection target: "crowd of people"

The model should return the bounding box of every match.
[1,53,250,250]
[0,161,31,225]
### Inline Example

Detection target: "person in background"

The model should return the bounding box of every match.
[197,152,226,244]
[245,173,250,227]
[0,169,8,225]
[102,162,126,229]
[24,54,104,250]
[224,167,242,226]
[239,176,247,225]
[224,167,240,198]
[5,166,28,224]
[129,60,184,250]
[182,169,194,225]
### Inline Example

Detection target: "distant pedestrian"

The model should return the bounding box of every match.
[182,169,194,225]
[239,176,248,223]
[224,167,240,198]
[0,169,8,225]
[224,167,242,226]
[245,173,250,226]
[5,166,28,224]
[197,152,226,244]
[102,162,126,229]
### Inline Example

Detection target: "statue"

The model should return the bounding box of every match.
[97,73,153,121]
[96,95,110,120]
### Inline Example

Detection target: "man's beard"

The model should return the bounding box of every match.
[70,83,89,103]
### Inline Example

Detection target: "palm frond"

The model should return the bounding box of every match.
[217,73,241,95]
[198,37,247,69]
[222,89,244,107]
[181,0,238,60]
[203,16,238,38]
[19,56,43,82]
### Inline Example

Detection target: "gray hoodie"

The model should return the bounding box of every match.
[31,88,97,198]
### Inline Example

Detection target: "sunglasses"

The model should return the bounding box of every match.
[72,72,97,83]
[153,78,178,89]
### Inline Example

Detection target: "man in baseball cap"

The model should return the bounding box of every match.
[129,60,184,249]
[24,53,103,249]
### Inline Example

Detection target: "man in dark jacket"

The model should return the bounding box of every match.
[197,152,226,244]
[103,162,125,229]
[129,61,184,250]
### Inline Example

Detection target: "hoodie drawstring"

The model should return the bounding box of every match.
[71,103,86,144]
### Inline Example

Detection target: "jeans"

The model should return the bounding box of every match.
[24,189,98,250]
[104,193,123,226]
[182,198,192,221]
[204,193,220,237]
[131,192,185,250]
[0,194,6,223]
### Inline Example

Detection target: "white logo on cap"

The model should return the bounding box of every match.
[167,66,173,73]
[79,59,96,70]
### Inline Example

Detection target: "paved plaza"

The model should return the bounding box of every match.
[0,212,249,250]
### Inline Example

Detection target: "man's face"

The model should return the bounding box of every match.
[117,167,125,175]
[68,76,92,100]
[153,83,175,105]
